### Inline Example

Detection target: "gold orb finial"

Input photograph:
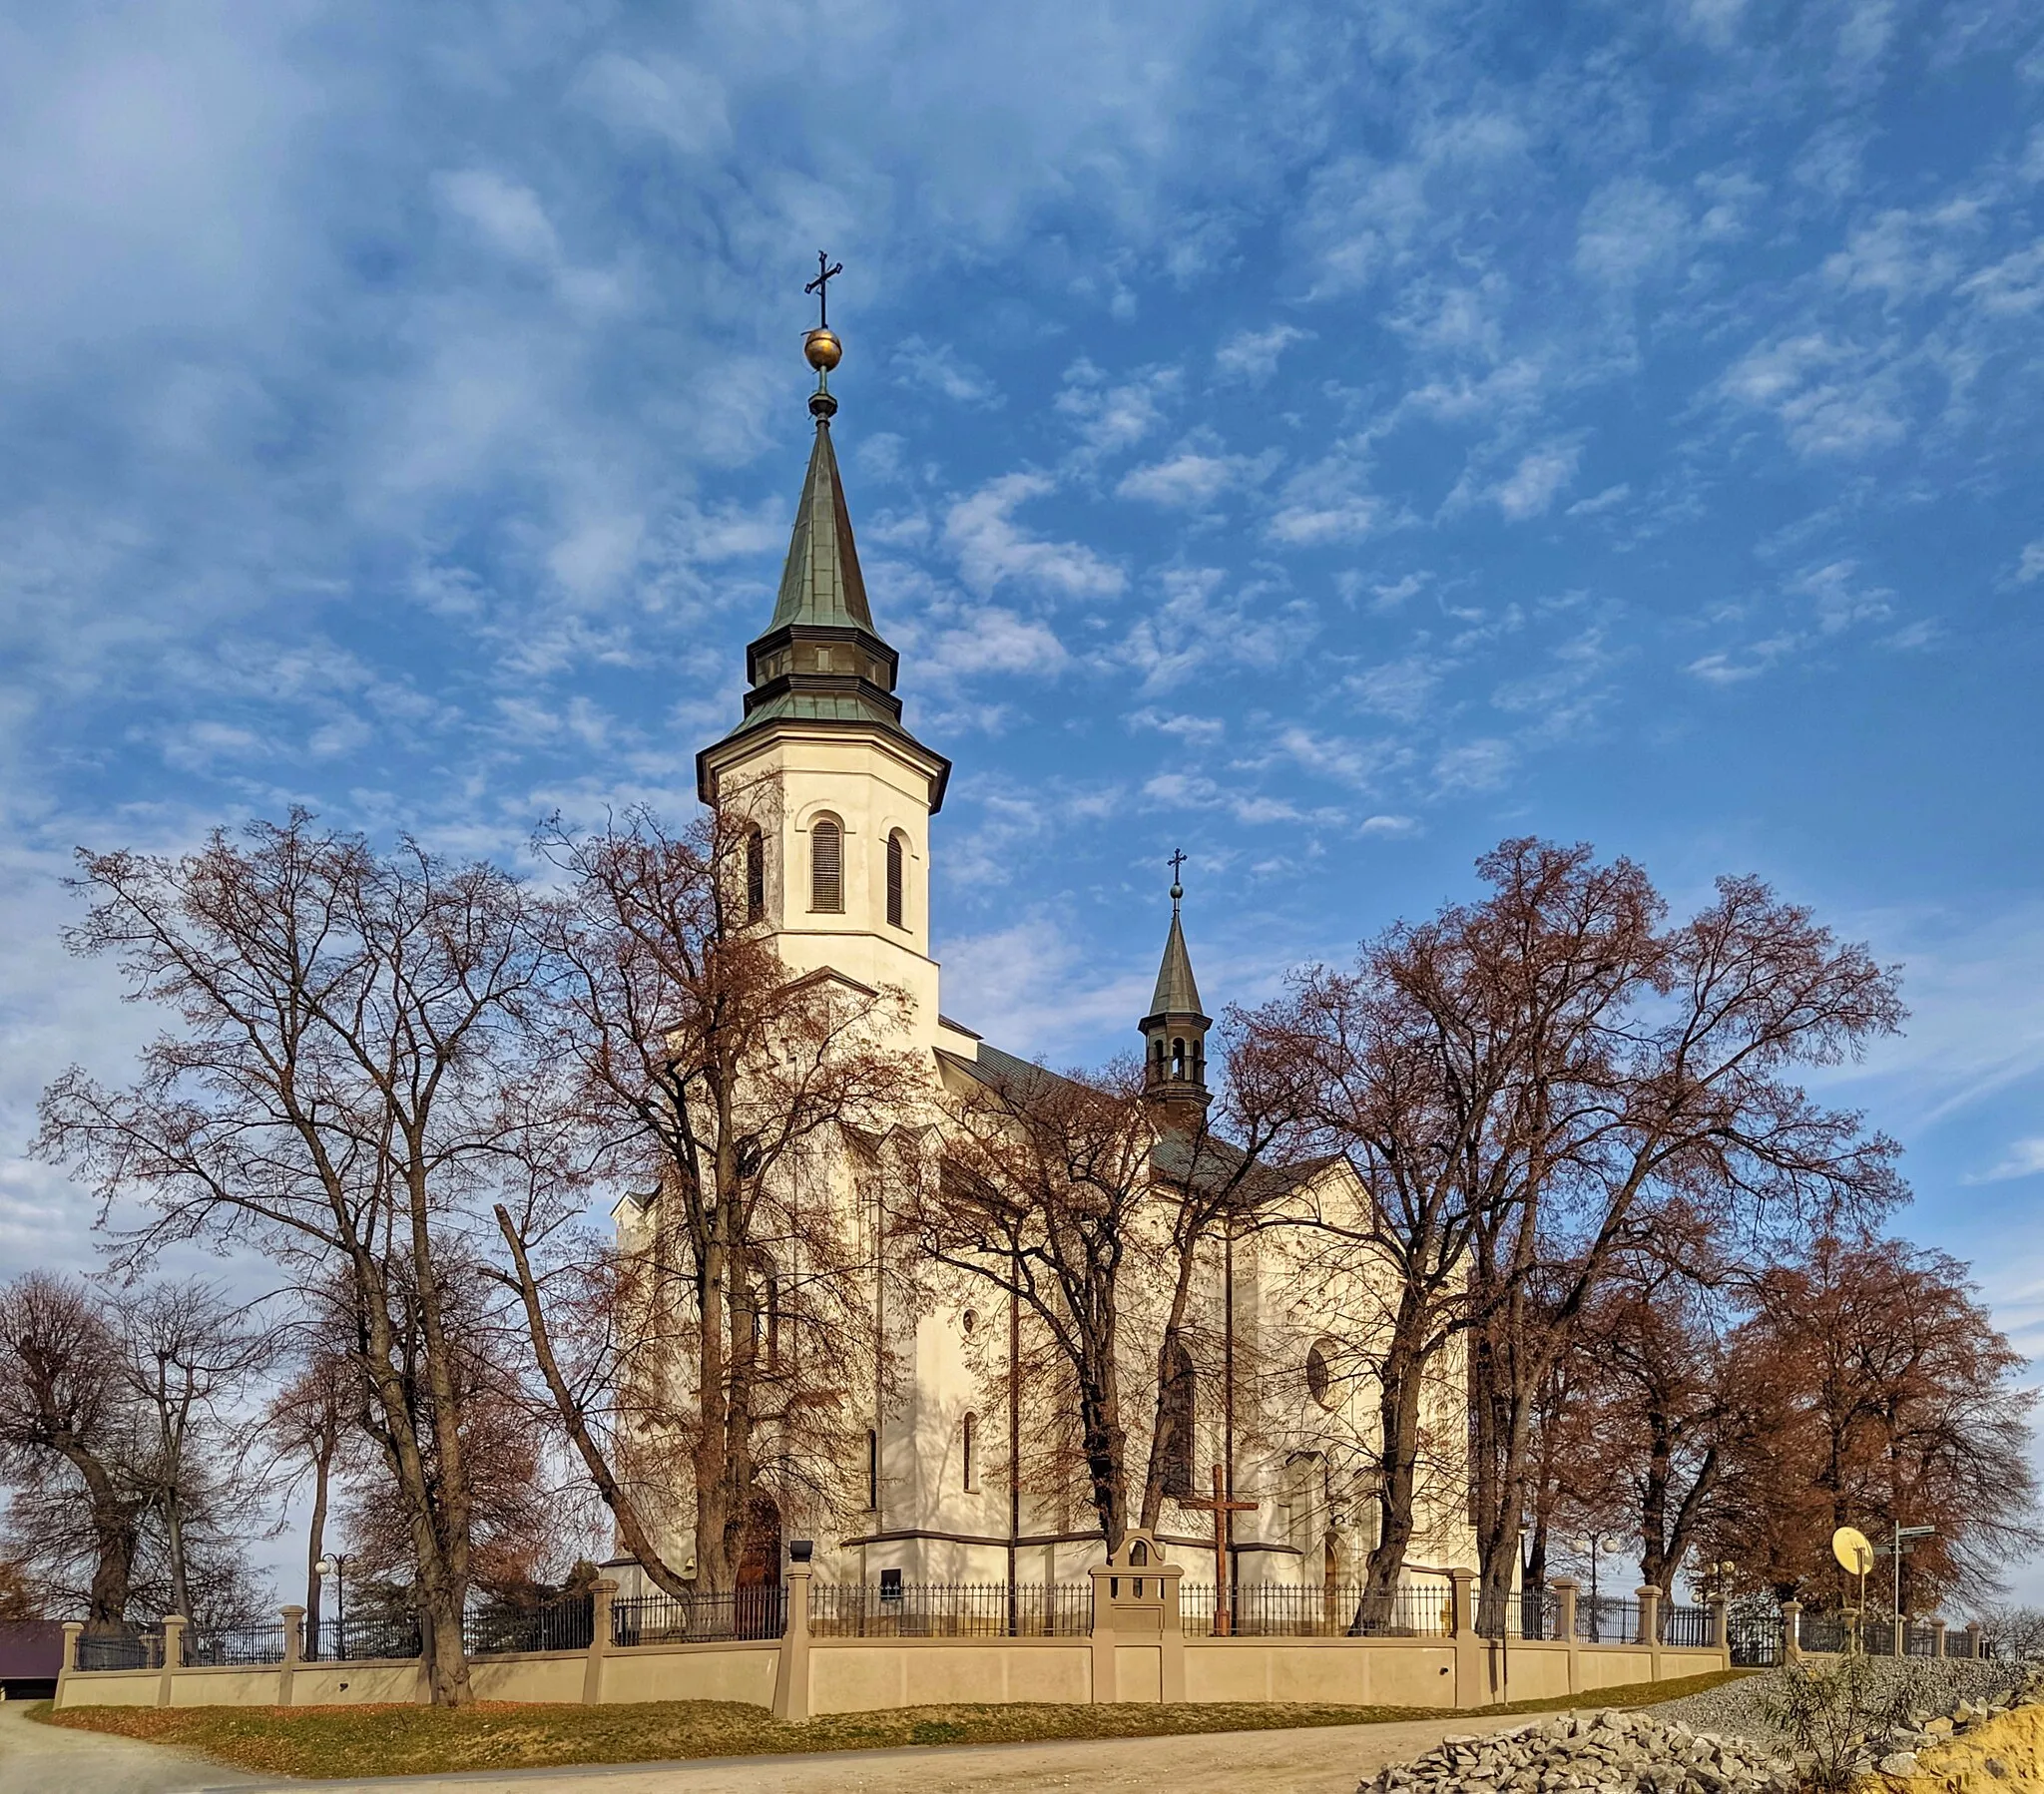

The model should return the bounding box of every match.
[804,326,842,372]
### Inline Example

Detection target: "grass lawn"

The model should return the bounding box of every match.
[34,1669,1748,1779]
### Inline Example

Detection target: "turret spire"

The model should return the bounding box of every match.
[1140,851,1211,1112]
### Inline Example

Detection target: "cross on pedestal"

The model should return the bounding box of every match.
[1179,1464,1258,1635]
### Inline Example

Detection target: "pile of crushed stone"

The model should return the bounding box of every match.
[1361,1708,1791,1794]
[1653,1657,2031,1750]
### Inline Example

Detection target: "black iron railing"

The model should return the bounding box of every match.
[74,1626,164,1671]
[1728,1611,1785,1666]
[1183,1579,1454,1638]
[1576,1596,1642,1643]
[611,1585,785,1644]
[1476,1589,1559,1640]
[300,1614,423,1662]
[807,1581,1088,1638]
[463,1592,595,1656]
[185,1622,287,1666]
[1661,1602,1714,1647]
[1796,1609,1851,1654]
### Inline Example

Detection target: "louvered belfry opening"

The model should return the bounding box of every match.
[810,817,843,912]
[886,831,905,929]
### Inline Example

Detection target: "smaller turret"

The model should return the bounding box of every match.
[1140,854,1211,1115]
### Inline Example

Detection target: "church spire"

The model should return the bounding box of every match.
[1140,851,1212,1111]
[697,255,950,811]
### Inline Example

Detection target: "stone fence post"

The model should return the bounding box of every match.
[1448,1569,1484,1709]
[158,1613,186,1709]
[1931,1617,1947,1660]
[1782,1599,1802,1662]
[1551,1577,1581,1696]
[1637,1586,1663,1683]
[54,1621,82,1710]
[1088,1559,1118,1704]
[1965,1620,1982,1660]
[1709,1592,1731,1671]
[582,1579,616,1706]
[279,1605,303,1707]
[773,1554,813,1721]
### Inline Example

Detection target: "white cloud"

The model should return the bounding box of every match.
[2017,542,2044,584]
[1215,324,1309,383]
[1432,737,1516,793]
[1117,567,1313,692]
[433,169,561,266]
[1346,655,1442,723]
[891,336,1003,406]
[1276,725,1394,791]
[1494,441,1581,520]
[568,51,731,156]
[1966,1138,2044,1184]
[1574,178,1687,287]
[1055,360,1179,459]
[1269,439,1384,545]
[1128,708,1226,745]
[1566,483,1631,517]
[1116,450,1266,509]
[1720,335,1908,459]
[925,607,1070,680]
[943,473,1125,602]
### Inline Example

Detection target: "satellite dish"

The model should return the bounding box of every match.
[1832,1526,1873,1576]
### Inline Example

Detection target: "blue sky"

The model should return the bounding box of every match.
[2,1,2041,1588]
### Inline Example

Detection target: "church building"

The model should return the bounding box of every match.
[618,308,1480,1603]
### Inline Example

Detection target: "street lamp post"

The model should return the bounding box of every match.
[1572,1536,1628,1641]
[314,1554,348,1661]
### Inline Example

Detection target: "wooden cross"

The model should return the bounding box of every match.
[804,250,843,329]
[1178,1464,1258,1635]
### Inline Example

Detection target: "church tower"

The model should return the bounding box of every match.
[696,292,952,1047]
[1139,861,1211,1115]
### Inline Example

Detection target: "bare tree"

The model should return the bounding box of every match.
[505,804,917,1595]
[259,1340,360,1657]
[898,1056,1157,1550]
[35,813,549,1704]
[1722,1237,2038,1610]
[1246,840,1906,1617]
[0,1274,152,1628]
[116,1279,274,1624]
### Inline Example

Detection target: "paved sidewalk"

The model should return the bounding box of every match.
[228,1710,1534,1794]
[0,1699,262,1794]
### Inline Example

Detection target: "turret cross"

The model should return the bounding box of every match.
[804,250,843,328]
[1179,1463,1258,1635]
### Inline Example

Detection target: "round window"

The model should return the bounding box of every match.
[961,1309,977,1335]
[1305,1339,1342,1410]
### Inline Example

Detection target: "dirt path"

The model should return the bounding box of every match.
[224,1710,1534,1794]
[0,1700,262,1794]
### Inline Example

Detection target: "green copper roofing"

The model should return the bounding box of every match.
[769,417,873,631]
[1148,907,1206,1019]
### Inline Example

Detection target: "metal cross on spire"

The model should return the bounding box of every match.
[1168,848,1188,905]
[804,250,843,329]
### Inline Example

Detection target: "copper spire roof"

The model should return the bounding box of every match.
[1147,906,1207,1021]
[768,411,874,633]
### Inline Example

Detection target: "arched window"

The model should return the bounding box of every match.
[962,1412,977,1492]
[886,830,906,930]
[745,827,766,925]
[810,816,843,913]
[1171,1037,1187,1079]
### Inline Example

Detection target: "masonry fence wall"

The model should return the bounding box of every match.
[55,1563,1980,1721]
